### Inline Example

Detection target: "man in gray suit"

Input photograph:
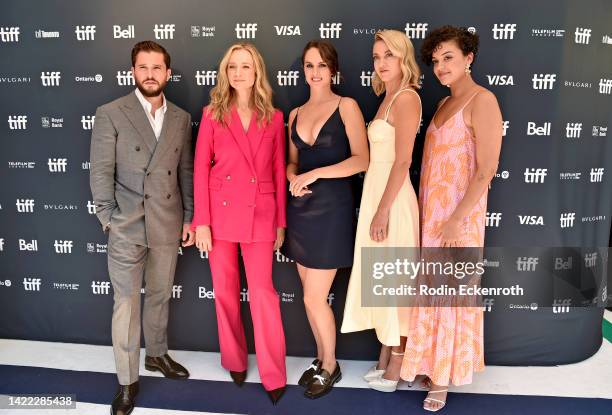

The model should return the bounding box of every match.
[90,41,194,415]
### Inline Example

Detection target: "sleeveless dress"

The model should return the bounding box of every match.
[281,99,356,269]
[340,89,421,347]
[400,92,486,386]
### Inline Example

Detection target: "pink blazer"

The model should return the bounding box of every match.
[191,106,287,242]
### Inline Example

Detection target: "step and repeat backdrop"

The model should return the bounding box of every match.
[1,0,611,365]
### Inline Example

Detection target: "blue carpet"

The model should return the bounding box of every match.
[0,365,610,414]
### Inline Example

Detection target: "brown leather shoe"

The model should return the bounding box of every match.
[111,381,139,415]
[144,354,189,379]
[267,386,286,405]
[298,359,322,387]
[304,363,342,399]
[230,370,247,386]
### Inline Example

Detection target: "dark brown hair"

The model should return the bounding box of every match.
[301,40,339,76]
[420,26,479,66]
[131,40,171,68]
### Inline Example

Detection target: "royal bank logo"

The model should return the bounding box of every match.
[8,115,27,130]
[487,75,514,86]
[565,122,582,138]
[41,71,61,86]
[75,25,96,41]
[518,215,544,226]
[86,242,107,254]
[526,121,551,136]
[502,120,509,136]
[319,22,342,38]
[16,199,35,213]
[8,161,35,169]
[48,158,68,173]
[552,298,571,313]
[235,23,257,39]
[81,115,95,130]
[574,27,591,44]
[116,70,135,86]
[41,116,63,128]
[532,74,556,90]
[86,200,96,214]
[599,79,612,94]
[191,26,215,38]
[360,70,373,87]
[23,278,41,291]
[485,212,502,227]
[560,212,576,228]
[275,25,301,36]
[592,126,607,137]
[584,252,597,268]
[113,25,134,39]
[54,240,73,254]
[277,70,299,86]
[517,256,539,271]
[404,23,428,40]
[531,28,564,38]
[0,27,20,42]
[91,281,111,295]
[35,29,60,39]
[195,70,216,86]
[590,168,604,182]
[524,168,547,183]
[492,23,517,40]
[154,24,175,40]
[18,239,38,251]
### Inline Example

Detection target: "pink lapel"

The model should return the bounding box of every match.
[227,106,256,174]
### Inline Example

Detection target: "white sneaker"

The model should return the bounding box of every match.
[363,365,385,382]
[367,374,399,392]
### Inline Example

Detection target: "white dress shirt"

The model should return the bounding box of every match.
[135,88,167,140]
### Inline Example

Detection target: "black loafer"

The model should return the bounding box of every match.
[304,363,342,399]
[110,381,139,415]
[298,359,322,387]
[144,354,189,379]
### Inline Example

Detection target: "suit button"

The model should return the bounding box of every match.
[226,175,231,180]
[146,172,150,176]
[222,200,228,206]
[168,170,171,175]
[144,194,150,199]
[166,194,171,199]
[250,177,256,183]
[175,147,179,152]
[135,146,140,151]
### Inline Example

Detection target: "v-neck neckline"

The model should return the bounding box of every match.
[294,106,339,147]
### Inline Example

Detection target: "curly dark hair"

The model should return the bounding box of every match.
[420,26,479,66]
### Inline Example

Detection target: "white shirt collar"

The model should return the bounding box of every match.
[134,88,167,116]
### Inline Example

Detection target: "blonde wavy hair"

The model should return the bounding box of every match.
[208,43,275,125]
[372,30,421,96]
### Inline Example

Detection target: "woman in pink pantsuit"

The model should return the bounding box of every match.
[192,43,287,404]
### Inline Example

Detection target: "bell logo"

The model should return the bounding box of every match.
[198,286,215,299]
[81,115,95,130]
[92,281,111,295]
[560,212,576,228]
[74,25,96,41]
[532,74,556,90]
[235,23,257,39]
[552,298,571,313]
[172,285,182,299]
[275,25,301,36]
[485,212,502,227]
[8,115,28,130]
[16,199,35,213]
[526,122,551,136]
[492,23,517,40]
[154,24,175,40]
[113,25,135,39]
[23,278,41,291]
[517,257,539,271]
[360,70,373,87]
[487,75,514,86]
[0,27,20,42]
[599,79,612,94]
[574,27,591,44]
[518,215,544,225]
[54,240,73,254]
[565,122,582,138]
[18,239,38,251]
[524,168,547,183]
[404,23,428,40]
[483,298,494,312]
[116,70,135,86]
[41,71,61,86]
[590,168,604,182]
[584,252,597,268]
[277,70,299,86]
[48,158,68,172]
[319,23,342,39]
[195,70,217,86]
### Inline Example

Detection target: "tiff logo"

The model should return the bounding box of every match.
[116,70,135,86]
[574,27,591,44]
[552,298,571,313]
[485,212,502,227]
[41,71,61,86]
[599,79,612,94]
[92,281,111,295]
[23,278,41,291]
[517,256,539,271]
[75,25,96,41]
[86,200,96,214]
[532,74,556,89]
[0,27,20,42]
[405,23,428,39]
[48,158,67,172]
[560,212,576,228]
[492,23,517,40]
[360,70,373,87]
[524,168,547,183]
[54,240,73,254]
[113,25,134,39]
[172,285,182,299]
[319,22,342,38]
[195,70,216,86]
[8,115,27,130]
[590,168,604,182]
[584,252,597,268]
[483,298,494,312]
[565,122,582,138]
[16,199,35,213]
[154,24,175,40]
[235,23,257,39]
[81,115,95,130]
[277,70,299,86]
[527,121,551,136]
[502,120,509,136]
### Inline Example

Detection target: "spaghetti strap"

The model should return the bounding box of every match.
[384,88,421,122]
[459,91,480,111]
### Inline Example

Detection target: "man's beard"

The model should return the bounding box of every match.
[136,78,167,97]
